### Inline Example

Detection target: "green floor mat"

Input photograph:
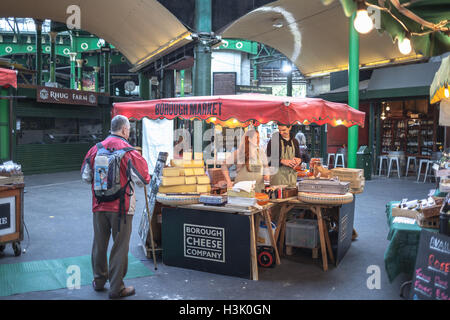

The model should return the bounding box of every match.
[0,253,153,297]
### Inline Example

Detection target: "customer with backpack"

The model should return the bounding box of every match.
[81,115,150,299]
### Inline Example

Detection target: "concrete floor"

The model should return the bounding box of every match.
[0,171,437,300]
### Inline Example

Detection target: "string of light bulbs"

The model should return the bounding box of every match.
[352,0,446,56]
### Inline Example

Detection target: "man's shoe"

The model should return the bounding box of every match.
[109,286,135,299]
[92,279,105,292]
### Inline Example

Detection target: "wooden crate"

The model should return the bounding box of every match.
[416,213,440,229]
[331,168,364,188]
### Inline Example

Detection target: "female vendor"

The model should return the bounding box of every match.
[221,128,270,192]
[266,123,310,187]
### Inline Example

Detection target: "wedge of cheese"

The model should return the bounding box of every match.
[161,176,186,186]
[196,175,210,185]
[170,159,204,168]
[193,168,205,176]
[183,168,195,176]
[185,176,197,185]
[162,167,183,177]
[158,184,197,193]
[197,184,211,193]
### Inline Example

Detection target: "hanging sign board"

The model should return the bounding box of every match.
[37,86,98,106]
[235,85,272,94]
[410,230,450,300]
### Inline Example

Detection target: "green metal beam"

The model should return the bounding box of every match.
[347,12,359,169]
[139,72,150,100]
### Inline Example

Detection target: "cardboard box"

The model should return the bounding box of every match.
[391,207,419,219]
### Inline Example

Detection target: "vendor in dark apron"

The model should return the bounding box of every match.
[266,124,310,221]
[221,128,270,193]
[266,124,309,187]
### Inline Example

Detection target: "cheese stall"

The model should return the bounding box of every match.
[112,94,366,280]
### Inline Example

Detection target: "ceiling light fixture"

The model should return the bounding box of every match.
[398,32,412,55]
[354,1,374,34]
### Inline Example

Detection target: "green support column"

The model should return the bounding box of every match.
[252,59,258,85]
[347,12,360,169]
[193,0,212,154]
[49,31,58,83]
[139,72,150,100]
[180,70,185,97]
[103,47,111,94]
[0,88,9,161]
[35,19,43,86]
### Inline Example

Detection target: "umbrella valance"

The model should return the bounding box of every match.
[0,68,17,89]
[112,94,365,128]
[430,55,450,104]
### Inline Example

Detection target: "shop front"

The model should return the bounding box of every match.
[12,86,111,174]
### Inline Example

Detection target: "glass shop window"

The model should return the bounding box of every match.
[17,117,102,144]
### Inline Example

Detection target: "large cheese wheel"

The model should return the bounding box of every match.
[298,192,353,205]
[156,193,200,206]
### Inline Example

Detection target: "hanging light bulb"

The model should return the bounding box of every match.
[386,104,390,111]
[353,1,374,34]
[381,112,386,120]
[398,33,412,55]
[445,86,449,98]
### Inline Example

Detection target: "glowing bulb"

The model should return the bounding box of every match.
[354,9,374,34]
[398,37,412,55]
[336,120,343,125]
[386,105,390,111]
[445,87,449,98]
[210,117,217,123]
[282,63,292,73]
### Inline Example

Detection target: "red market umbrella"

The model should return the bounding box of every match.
[112,93,365,128]
[0,68,17,89]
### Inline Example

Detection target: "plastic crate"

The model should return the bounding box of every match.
[285,219,318,249]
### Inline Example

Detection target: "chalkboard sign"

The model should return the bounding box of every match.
[138,152,168,248]
[335,198,356,265]
[410,229,450,300]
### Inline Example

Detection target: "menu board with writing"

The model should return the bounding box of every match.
[213,72,236,95]
[410,230,450,300]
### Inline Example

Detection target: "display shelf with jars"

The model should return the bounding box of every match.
[380,100,440,158]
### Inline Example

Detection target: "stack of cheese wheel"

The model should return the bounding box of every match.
[158,152,211,194]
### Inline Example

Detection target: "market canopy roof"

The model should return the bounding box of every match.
[0,68,17,88]
[0,0,192,71]
[112,94,366,128]
[221,0,425,77]
[430,55,450,104]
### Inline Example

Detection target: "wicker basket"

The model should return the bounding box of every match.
[298,191,353,205]
[156,193,200,206]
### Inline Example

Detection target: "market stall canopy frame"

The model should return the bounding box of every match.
[0,0,192,72]
[112,93,366,128]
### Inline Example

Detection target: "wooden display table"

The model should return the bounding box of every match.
[271,197,355,272]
